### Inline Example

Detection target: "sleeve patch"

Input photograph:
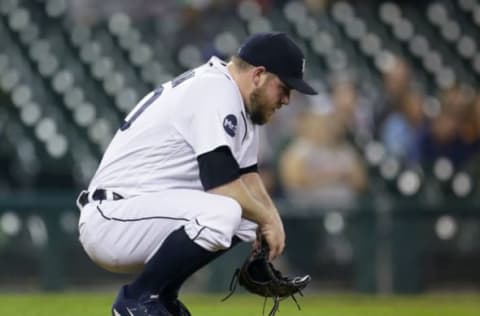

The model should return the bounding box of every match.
[223,114,238,137]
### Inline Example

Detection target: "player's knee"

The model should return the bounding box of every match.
[215,196,242,231]
[189,196,242,251]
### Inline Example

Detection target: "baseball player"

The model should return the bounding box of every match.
[76,32,317,316]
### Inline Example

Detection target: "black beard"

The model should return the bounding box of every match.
[248,89,268,125]
[250,110,267,125]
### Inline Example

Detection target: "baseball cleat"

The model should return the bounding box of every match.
[165,299,191,316]
[112,285,172,316]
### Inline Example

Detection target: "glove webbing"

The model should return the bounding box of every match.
[221,268,303,316]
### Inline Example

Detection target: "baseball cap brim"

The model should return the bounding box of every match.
[281,76,318,95]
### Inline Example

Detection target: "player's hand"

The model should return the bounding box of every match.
[258,213,285,261]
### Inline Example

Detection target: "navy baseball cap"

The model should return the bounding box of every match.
[238,32,317,95]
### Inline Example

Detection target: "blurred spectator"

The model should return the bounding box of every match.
[446,85,478,146]
[330,72,375,146]
[277,105,367,275]
[373,55,413,137]
[419,111,457,164]
[304,0,331,13]
[68,0,172,25]
[468,95,480,177]
[278,108,368,210]
[380,90,426,165]
[456,89,480,171]
[418,85,480,169]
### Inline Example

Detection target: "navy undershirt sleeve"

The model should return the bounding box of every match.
[197,146,240,190]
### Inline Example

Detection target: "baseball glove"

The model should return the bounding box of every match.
[222,238,311,316]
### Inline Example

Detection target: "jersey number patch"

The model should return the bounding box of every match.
[120,70,195,131]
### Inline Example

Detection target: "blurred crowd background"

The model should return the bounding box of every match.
[0,0,479,294]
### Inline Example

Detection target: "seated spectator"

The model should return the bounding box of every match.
[418,85,479,169]
[278,108,368,210]
[454,87,480,148]
[373,55,414,137]
[380,90,426,165]
[330,73,375,146]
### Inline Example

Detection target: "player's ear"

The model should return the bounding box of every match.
[252,66,266,87]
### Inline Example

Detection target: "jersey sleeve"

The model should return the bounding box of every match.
[238,126,259,168]
[174,75,242,159]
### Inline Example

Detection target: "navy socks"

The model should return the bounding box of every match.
[125,227,240,300]
[162,235,241,300]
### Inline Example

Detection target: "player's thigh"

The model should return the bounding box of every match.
[79,189,241,272]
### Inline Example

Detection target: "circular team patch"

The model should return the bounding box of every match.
[223,114,238,137]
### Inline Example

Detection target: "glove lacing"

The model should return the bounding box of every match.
[221,268,240,302]
[221,267,303,316]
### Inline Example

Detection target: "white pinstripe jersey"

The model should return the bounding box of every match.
[88,57,259,196]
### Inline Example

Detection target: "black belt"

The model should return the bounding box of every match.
[77,189,123,207]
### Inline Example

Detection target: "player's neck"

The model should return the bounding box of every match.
[227,62,249,106]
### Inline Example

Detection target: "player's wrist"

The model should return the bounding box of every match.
[257,209,278,226]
